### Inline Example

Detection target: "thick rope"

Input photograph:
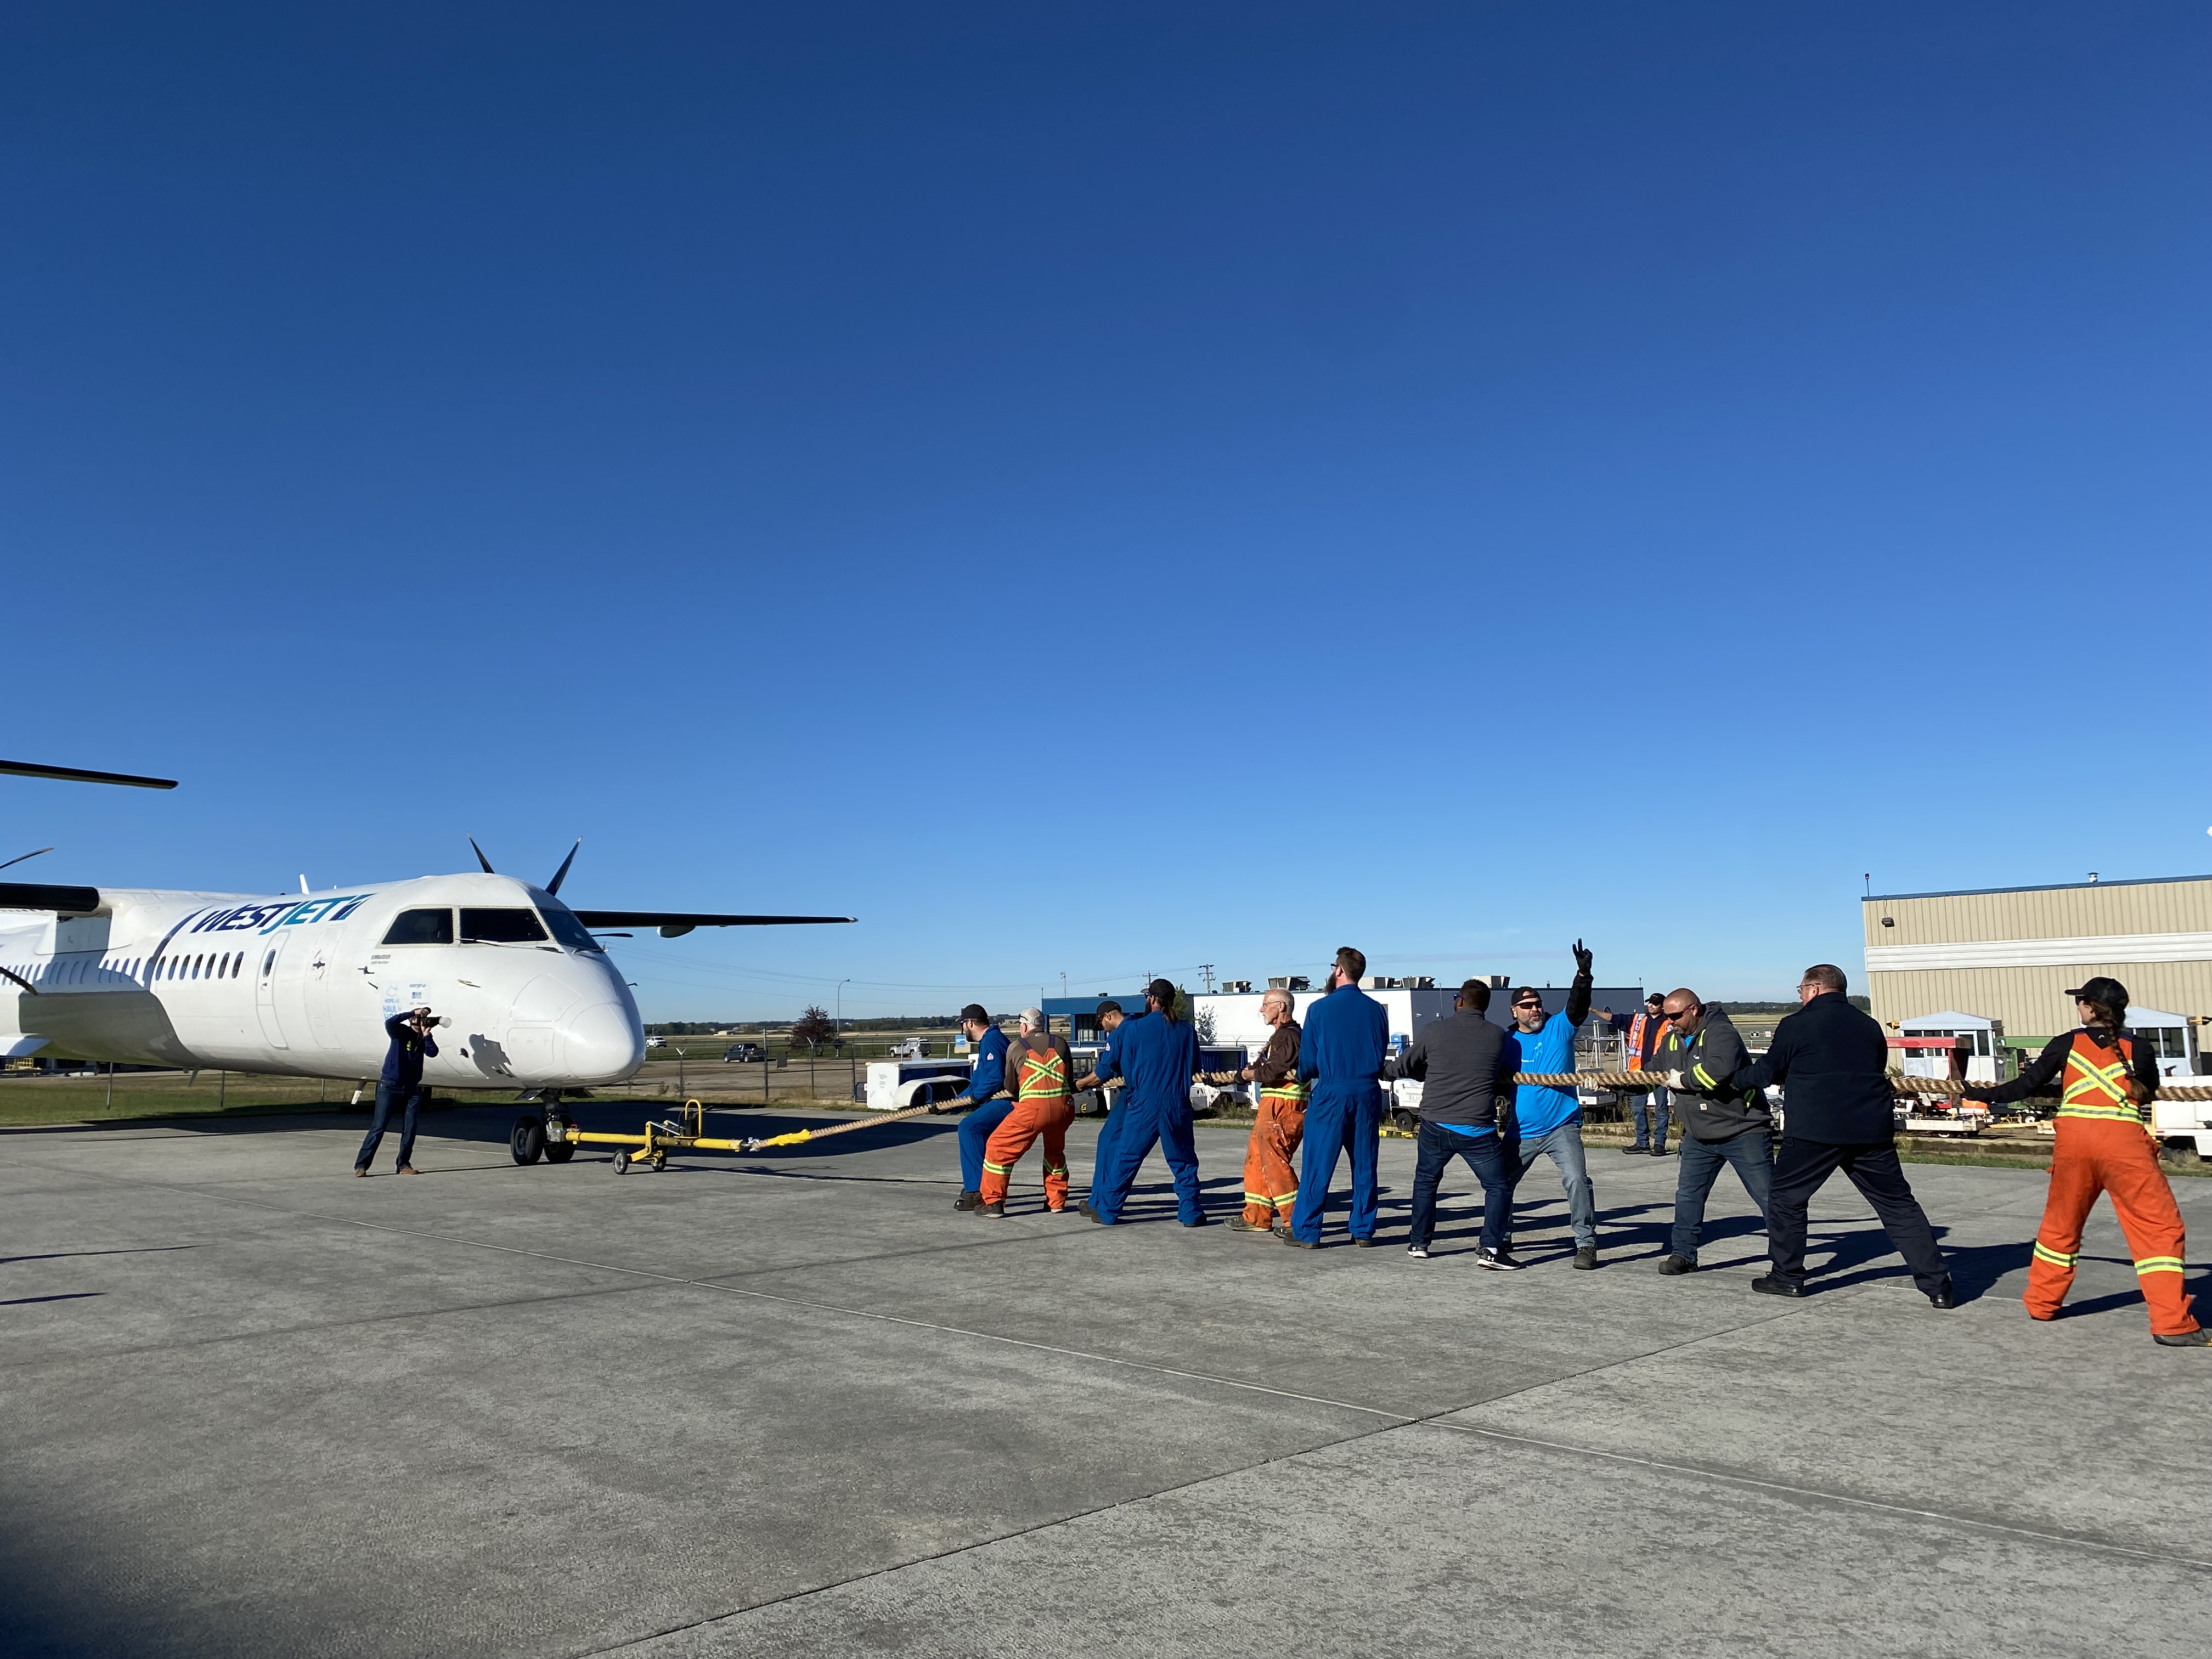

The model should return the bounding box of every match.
[1509,1070,2212,1102]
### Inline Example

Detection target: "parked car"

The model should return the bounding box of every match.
[723,1042,767,1063]
[888,1038,928,1059]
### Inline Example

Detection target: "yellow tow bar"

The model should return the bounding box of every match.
[551,1096,953,1171]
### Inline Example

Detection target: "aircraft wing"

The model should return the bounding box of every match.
[0,882,103,913]
[571,910,856,939]
[0,759,176,789]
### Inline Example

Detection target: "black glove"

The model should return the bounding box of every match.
[1571,938,1593,979]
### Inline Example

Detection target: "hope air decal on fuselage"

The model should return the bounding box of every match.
[186,895,375,936]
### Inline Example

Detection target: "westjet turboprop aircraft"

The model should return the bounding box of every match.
[0,849,852,1102]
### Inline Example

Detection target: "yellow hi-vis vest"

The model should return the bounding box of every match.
[1016,1040,1069,1102]
[2059,1031,2148,1126]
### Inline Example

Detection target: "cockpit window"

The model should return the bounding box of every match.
[537,904,605,953]
[460,908,549,944]
[382,909,455,945]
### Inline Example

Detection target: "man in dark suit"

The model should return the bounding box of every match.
[1723,964,1953,1307]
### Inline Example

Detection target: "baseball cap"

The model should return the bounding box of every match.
[2064,976,2129,1006]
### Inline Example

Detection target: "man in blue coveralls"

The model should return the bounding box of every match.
[1073,999,1128,1200]
[935,1003,1014,1212]
[1283,946,1391,1249]
[1499,941,1602,1268]
[1080,979,1207,1227]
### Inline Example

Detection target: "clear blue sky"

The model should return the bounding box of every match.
[5,3,2207,1020]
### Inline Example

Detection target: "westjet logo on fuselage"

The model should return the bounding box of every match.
[188,894,376,936]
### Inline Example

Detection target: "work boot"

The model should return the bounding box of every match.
[1475,1246,1522,1271]
[1752,1274,1805,1299]
[395,1165,419,1175]
[1227,1216,1266,1233]
[1079,1201,1110,1225]
[977,1200,1005,1218]
[2154,1327,2211,1346]
[1280,1232,1317,1250]
[352,1167,370,1178]
[1351,1237,1376,1248]
[1657,1254,1696,1276]
[1650,1145,1669,1156]
[1181,1214,1212,1228]
[1621,1144,1648,1155]
[954,1190,983,1211]
[1573,1246,1598,1271]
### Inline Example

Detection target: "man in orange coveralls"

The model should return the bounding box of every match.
[1229,987,1305,1235]
[978,1007,1077,1217]
[1966,977,2207,1347]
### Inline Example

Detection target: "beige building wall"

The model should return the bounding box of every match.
[1861,877,2212,1040]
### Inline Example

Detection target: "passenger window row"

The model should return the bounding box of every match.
[2,951,246,986]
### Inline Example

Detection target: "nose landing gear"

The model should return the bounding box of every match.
[511,1091,578,1166]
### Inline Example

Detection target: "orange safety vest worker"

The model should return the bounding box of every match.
[979,1032,1076,1215]
[2024,1031,2196,1336]
[1626,1010,1658,1071]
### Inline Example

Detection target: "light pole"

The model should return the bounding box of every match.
[837,979,851,1040]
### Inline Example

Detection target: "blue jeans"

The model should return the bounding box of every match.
[1289,1082,1384,1243]
[1087,1096,1203,1224]
[355,1081,426,1170]
[1408,1122,1511,1252]
[1502,1119,1597,1250]
[1669,1126,1774,1263]
[1633,1086,1672,1150]
[956,1096,1017,1191]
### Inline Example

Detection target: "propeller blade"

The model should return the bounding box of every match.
[546,838,582,895]
[0,758,176,789]
[0,847,54,873]
[469,837,495,874]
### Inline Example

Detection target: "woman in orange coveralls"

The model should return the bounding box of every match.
[1965,976,2207,1347]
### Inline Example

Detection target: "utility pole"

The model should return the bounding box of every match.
[1199,963,1216,994]
[837,978,851,1039]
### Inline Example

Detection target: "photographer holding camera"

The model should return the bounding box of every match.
[353,1005,439,1176]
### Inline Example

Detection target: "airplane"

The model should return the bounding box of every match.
[0,836,853,1154]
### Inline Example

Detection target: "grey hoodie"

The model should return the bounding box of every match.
[1653,1005,1772,1143]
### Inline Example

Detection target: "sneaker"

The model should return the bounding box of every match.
[352,1167,370,1177]
[1752,1274,1805,1299]
[1227,1216,1267,1232]
[977,1200,1005,1218]
[1657,1254,1696,1276]
[395,1165,419,1175]
[954,1190,983,1212]
[1573,1246,1598,1271]
[1621,1144,1649,1155]
[2153,1327,2211,1346]
[1406,1244,1431,1260]
[1650,1146,1669,1156]
[1476,1246,1523,1271]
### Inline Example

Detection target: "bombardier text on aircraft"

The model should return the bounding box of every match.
[0,842,851,1106]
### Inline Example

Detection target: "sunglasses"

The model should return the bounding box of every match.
[1666,1006,1698,1021]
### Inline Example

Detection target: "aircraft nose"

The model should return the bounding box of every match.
[565,999,645,1084]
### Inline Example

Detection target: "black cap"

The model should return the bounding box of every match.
[2064,977,2129,1007]
[959,1003,989,1024]
[1094,1000,1123,1017]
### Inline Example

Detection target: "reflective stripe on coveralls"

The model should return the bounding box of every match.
[2028,1035,2198,1336]
[980,1042,1074,1209]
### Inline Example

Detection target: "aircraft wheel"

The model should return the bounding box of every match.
[511,1116,545,1165]
[612,1149,631,1173]
[544,1140,575,1164]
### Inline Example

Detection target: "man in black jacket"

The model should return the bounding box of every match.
[1398,979,1521,1267]
[1725,965,1952,1307]
[355,1006,438,1176]
[1651,990,1773,1275]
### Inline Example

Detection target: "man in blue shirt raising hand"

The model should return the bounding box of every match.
[1499,941,1602,1269]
